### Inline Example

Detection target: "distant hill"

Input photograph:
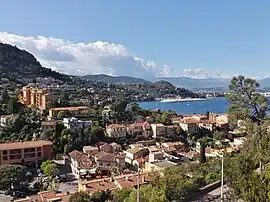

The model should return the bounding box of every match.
[0,43,70,84]
[154,80,175,89]
[156,77,230,89]
[258,78,270,89]
[81,74,151,84]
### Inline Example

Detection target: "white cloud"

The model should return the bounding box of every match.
[183,68,231,79]
[0,32,170,79]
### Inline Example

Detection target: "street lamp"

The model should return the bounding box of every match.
[215,152,224,201]
[137,167,141,202]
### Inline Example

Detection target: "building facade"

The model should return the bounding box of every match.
[0,140,53,167]
[19,86,54,110]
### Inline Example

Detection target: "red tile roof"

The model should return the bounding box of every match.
[0,140,52,151]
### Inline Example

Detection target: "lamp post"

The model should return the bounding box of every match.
[137,167,140,202]
[215,152,224,201]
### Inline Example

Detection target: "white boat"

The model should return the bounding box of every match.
[259,92,270,97]
[160,97,211,103]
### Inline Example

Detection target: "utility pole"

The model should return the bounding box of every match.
[215,152,224,201]
[137,167,140,202]
[221,152,224,201]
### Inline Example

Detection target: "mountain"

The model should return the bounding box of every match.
[156,77,230,89]
[258,78,270,89]
[0,43,70,84]
[81,74,151,84]
[154,80,175,89]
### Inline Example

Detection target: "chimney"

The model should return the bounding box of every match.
[125,176,129,181]
[141,175,145,183]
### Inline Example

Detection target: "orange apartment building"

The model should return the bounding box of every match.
[0,140,53,168]
[19,86,54,110]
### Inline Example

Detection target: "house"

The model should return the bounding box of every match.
[151,123,166,138]
[198,120,216,131]
[110,142,122,152]
[94,152,125,172]
[124,148,149,165]
[0,140,52,168]
[68,150,95,178]
[78,173,151,194]
[63,117,92,132]
[14,191,71,202]
[127,122,151,137]
[106,124,127,138]
[179,118,199,134]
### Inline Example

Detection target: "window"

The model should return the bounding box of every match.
[10,149,21,154]
[24,148,35,153]
[37,147,41,151]
[10,154,22,160]
[37,152,41,157]
[24,153,36,158]
[3,156,7,160]
[3,150,7,155]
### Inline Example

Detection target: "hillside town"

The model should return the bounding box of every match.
[0,81,253,202]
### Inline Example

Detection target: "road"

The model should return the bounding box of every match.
[190,185,230,202]
[57,181,78,194]
[0,194,13,202]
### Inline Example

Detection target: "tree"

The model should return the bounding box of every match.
[0,164,26,190]
[112,188,132,202]
[69,191,91,202]
[41,160,59,179]
[224,76,270,200]
[226,76,267,123]
[189,128,213,164]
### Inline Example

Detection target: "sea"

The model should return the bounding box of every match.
[138,97,270,115]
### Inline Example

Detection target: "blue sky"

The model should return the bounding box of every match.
[0,0,270,79]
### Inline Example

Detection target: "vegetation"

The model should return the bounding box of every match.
[0,164,26,190]
[69,191,111,202]
[41,160,59,179]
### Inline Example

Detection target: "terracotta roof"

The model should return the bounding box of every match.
[199,120,216,124]
[95,152,116,162]
[14,191,71,202]
[106,124,126,129]
[84,178,118,193]
[68,150,84,160]
[0,140,52,151]
[181,118,200,124]
[50,106,89,111]
[115,174,148,189]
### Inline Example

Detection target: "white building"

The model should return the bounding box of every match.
[63,117,92,131]
[106,124,127,138]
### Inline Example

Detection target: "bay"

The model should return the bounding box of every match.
[138,97,228,114]
[138,97,270,115]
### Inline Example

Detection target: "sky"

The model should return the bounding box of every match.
[0,0,270,79]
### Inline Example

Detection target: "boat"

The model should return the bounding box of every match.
[259,92,270,97]
[160,97,212,103]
